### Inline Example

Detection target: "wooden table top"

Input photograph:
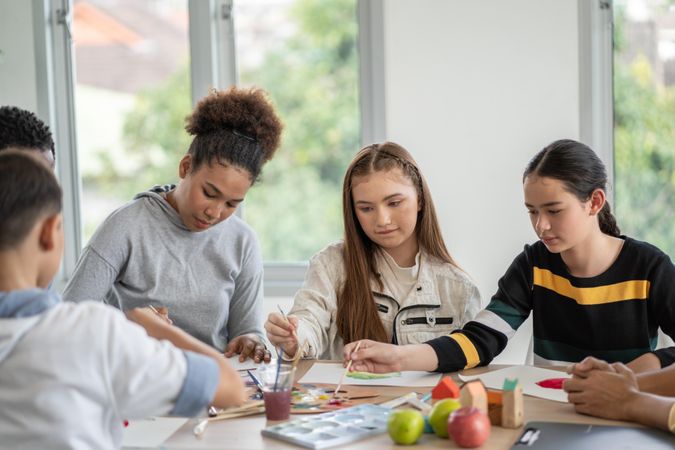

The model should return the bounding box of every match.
[161,362,642,449]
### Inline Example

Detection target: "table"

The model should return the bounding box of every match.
[159,362,642,449]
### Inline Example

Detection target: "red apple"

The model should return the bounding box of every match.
[447,407,491,448]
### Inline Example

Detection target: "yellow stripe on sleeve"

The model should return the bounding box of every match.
[533,267,650,305]
[448,333,480,369]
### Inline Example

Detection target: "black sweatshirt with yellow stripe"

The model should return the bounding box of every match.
[426,237,675,372]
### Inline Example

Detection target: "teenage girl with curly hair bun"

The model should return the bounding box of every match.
[64,87,283,363]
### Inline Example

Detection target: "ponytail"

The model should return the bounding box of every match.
[598,203,621,237]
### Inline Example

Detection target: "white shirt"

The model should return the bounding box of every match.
[0,290,219,450]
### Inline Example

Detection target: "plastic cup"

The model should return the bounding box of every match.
[259,364,295,421]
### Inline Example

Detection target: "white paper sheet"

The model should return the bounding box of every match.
[458,365,570,403]
[224,355,269,372]
[122,417,188,448]
[300,362,442,387]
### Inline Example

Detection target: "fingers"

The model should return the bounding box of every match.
[266,313,294,332]
[155,307,172,324]
[343,341,358,362]
[262,348,272,363]
[224,337,240,358]
[568,356,614,378]
[265,314,298,347]
[612,362,632,376]
[238,339,257,362]
[352,342,389,363]
[252,347,263,363]
[566,391,586,405]
[563,377,582,393]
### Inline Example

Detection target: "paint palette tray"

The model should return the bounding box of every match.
[261,403,390,449]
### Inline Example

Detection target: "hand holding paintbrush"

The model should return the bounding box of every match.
[332,340,363,402]
[265,306,301,358]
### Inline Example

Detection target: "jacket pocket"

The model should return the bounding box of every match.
[402,316,454,326]
[398,316,457,344]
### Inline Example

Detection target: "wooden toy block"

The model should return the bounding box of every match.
[459,379,487,414]
[431,376,460,400]
[486,389,503,426]
[501,378,524,428]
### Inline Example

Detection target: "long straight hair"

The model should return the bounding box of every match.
[523,139,620,237]
[336,142,460,344]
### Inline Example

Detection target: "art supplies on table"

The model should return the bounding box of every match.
[511,421,675,449]
[459,365,569,403]
[300,362,441,387]
[291,383,380,413]
[193,401,266,437]
[261,403,391,449]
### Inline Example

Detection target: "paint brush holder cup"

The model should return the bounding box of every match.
[260,363,296,421]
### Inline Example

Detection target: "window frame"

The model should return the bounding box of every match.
[38,0,379,296]
[578,0,614,199]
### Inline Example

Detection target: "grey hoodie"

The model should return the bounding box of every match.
[63,188,265,351]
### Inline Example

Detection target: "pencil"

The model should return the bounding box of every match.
[333,340,363,400]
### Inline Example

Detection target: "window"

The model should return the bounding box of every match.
[40,0,373,292]
[72,0,192,242]
[613,0,675,257]
[232,0,360,263]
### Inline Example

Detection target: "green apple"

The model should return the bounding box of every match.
[387,409,425,445]
[428,398,462,438]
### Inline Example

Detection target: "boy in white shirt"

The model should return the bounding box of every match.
[0,151,247,449]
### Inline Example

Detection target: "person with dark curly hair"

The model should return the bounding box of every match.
[0,105,56,168]
[63,87,283,364]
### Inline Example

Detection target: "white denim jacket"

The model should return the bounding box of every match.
[290,242,482,360]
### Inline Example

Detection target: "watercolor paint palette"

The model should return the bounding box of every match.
[261,403,390,449]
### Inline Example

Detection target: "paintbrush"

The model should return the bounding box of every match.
[193,401,265,437]
[277,304,298,342]
[332,340,363,401]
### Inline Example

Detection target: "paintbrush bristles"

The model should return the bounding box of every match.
[333,340,363,400]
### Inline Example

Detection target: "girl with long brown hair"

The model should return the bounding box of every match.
[265,142,480,359]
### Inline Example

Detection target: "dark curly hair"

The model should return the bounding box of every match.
[185,87,283,182]
[0,106,55,161]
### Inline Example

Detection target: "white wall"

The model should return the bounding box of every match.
[0,0,38,110]
[382,0,581,363]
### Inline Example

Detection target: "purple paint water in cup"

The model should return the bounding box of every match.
[258,363,296,421]
[263,389,292,420]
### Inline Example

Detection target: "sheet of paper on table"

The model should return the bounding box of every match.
[224,355,270,372]
[459,365,569,403]
[300,362,442,387]
[122,417,188,448]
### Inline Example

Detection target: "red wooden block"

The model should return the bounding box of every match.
[431,376,460,399]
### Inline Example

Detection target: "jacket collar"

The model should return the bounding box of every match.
[0,289,60,318]
[371,250,441,307]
